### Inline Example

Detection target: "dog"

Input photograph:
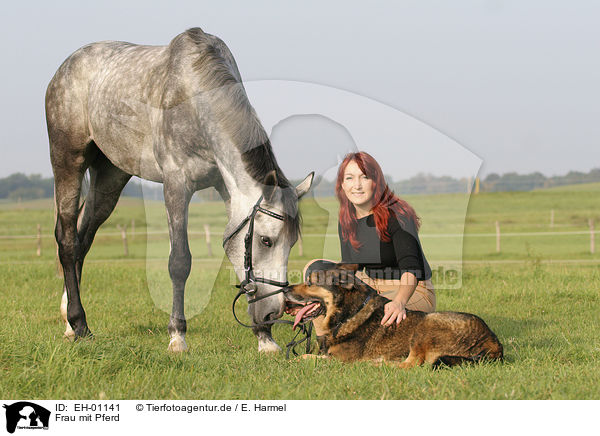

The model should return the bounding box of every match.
[284,263,503,368]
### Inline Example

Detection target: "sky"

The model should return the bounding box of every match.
[1,0,598,181]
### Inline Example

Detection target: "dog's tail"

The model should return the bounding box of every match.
[432,349,503,369]
[432,355,472,368]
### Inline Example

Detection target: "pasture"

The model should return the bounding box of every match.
[0,185,599,399]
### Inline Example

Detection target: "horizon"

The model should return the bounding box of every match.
[2,166,599,183]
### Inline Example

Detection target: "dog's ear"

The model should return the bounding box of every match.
[307,270,321,286]
[336,263,360,272]
[308,265,358,289]
[327,267,356,290]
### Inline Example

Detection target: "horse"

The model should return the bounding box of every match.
[45,27,313,352]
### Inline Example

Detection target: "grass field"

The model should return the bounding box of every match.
[0,185,599,399]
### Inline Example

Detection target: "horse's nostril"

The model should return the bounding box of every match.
[264,312,276,322]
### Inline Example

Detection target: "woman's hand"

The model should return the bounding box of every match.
[381,300,406,327]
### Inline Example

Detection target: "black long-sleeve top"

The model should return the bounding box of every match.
[339,213,432,281]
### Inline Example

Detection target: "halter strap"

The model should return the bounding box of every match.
[222,196,287,247]
[225,194,311,357]
[224,195,289,307]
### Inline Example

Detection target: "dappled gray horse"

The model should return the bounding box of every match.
[46,28,313,352]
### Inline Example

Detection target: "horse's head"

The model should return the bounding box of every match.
[224,171,313,351]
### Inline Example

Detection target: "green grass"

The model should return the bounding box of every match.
[0,188,599,399]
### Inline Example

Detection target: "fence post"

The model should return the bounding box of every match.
[36,224,42,257]
[204,224,213,257]
[590,219,595,255]
[550,209,554,228]
[117,224,129,256]
[495,221,501,253]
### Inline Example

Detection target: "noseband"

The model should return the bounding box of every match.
[223,194,312,357]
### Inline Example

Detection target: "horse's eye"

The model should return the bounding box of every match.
[260,236,272,247]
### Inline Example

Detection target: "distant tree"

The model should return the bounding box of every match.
[2,167,600,200]
[8,187,45,201]
[0,173,53,199]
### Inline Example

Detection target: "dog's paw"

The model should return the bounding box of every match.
[371,357,386,367]
[296,353,329,361]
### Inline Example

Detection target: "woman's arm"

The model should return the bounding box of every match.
[380,271,418,326]
[380,221,425,326]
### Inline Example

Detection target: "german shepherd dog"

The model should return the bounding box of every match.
[284,264,503,368]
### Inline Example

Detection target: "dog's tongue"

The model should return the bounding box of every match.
[293,303,318,330]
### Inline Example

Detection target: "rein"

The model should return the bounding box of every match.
[223,195,312,357]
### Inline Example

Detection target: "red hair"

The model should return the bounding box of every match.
[336,152,421,250]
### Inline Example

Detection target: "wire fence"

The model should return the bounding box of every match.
[2,229,598,239]
[3,218,597,261]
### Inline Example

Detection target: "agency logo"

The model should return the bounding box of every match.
[3,402,50,434]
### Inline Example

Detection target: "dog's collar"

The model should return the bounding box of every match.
[331,292,374,339]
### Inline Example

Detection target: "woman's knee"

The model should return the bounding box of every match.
[406,285,436,312]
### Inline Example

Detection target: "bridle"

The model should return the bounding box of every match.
[222,194,290,293]
[222,194,312,357]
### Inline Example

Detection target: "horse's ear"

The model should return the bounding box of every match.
[296,172,314,199]
[263,170,278,202]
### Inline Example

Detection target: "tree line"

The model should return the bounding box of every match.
[304,168,600,197]
[1,168,599,201]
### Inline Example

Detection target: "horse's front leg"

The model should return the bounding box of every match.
[163,178,193,352]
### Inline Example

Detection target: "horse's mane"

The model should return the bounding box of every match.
[179,28,301,239]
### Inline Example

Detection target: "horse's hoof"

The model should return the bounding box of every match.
[258,339,281,353]
[168,336,188,353]
[74,326,93,338]
[63,324,76,341]
[60,291,68,322]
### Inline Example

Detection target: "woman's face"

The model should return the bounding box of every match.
[341,160,374,211]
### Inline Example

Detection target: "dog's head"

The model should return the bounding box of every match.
[284,263,376,333]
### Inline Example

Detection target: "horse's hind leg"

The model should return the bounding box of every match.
[60,150,131,337]
[77,151,132,266]
[51,134,95,339]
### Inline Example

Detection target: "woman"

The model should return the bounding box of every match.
[304,151,435,328]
